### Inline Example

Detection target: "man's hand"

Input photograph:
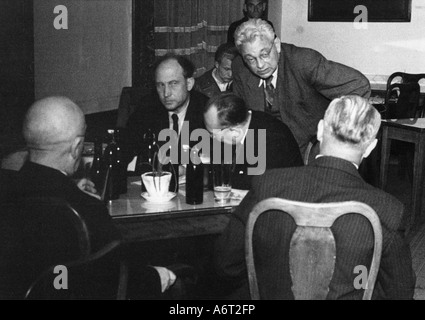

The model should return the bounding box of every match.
[153,266,177,293]
[75,178,101,200]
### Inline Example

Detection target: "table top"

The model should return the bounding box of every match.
[107,177,245,220]
[382,118,425,131]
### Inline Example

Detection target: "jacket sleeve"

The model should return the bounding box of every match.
[373,206,415,299]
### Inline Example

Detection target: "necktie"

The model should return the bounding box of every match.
[172,113,179,135]
[264,75,275,110]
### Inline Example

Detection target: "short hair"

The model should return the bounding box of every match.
[234,19,275,50]
[204,93,249,127]
[324,95,381,149]
[154,54,195,79]
[214,42,238,63]
[245,0,265,5]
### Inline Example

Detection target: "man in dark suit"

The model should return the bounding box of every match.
[0,96,177,299]
[232,19,371,156]
[126,55,209,185]
[203,93,303,190]
[227,0,274,45]
[214,95,415,299]
[194,42,238,98]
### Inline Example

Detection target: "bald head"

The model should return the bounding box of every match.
[23,96,85,150]
[23,96,86,175]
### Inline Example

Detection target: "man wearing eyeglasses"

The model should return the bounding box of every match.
[232,19,371,157]
[227,0,274,45]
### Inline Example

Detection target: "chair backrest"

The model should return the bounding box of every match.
[384,72,425,119]
[25,240,128,300]
[116,86,153,128]
[303,136,320,165]
[22,197,91,258]
[245,198,383,300]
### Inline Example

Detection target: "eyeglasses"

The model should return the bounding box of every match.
[243,43,274,66]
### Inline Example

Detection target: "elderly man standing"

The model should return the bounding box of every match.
[214,95,415,300]
[2,97,176,299]
[232,19,371,156]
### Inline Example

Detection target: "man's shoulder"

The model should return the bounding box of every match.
[250,111,293,133]
[280,43,324,65]
[195,70,216,89]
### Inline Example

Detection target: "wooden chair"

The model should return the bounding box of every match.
[24,240,128,300]
[22,197,91,258]
[383,72,425,119]
[303,136,320,165]
[116,86,153,128]
[245,198,383,300]
[383,72,425,181]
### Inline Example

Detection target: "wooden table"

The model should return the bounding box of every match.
[380,118,425,228]
[107,177,243,242]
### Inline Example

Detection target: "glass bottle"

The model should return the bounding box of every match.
[136,129,156,193]
[102,129,122,200]
[186,146,204,204]
[89,137,103,189]
[114,128,127,194]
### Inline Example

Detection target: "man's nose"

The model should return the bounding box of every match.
[164,85,171,97]
[256,58,265,69]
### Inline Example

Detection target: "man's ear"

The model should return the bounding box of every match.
[363,138,378,159]
[71,136,84,160]
[274,36,281,54]
[186,77,195,91]
[317,119,324,143]
[214,61,220,70]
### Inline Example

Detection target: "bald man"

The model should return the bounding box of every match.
[3,96,177,299]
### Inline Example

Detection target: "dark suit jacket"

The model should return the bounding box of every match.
[227,17,274,44]
[232,43,371,155]
[126,90,209,163]
[195,69,231,98]
[231,111,303,190]
[0,162,162,299]
[214,156,415,300]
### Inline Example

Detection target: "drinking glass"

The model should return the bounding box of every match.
[212,163,233,203]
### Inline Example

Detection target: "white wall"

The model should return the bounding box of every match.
[270,0,425,91]
[34,0,132,114]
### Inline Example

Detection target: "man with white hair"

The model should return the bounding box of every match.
[3,96,177,299]
[214,95,415,300]
[232,19,371,156]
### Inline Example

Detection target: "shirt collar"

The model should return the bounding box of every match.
[212,68,232,91]
[168,97,190,132]
[259,67,278,88]
[315,154,359,169]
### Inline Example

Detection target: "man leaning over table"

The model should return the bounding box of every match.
[214,95,415,300]
[232,19,371,156]
[203,92,303,191]
[0,96,177,299]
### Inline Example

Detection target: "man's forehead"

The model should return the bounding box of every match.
[156,60,184,79]
[247,0,263,5]
[242,37,272,55]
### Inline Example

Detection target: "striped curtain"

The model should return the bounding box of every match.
[154,0,244,77]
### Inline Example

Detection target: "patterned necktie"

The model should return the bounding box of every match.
[264,75,275,110]
[172,113,179,135]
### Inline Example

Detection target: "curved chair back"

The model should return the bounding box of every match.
[245,198,382,300]
[22,197,91,257]
[25,240,127,300]
[384,72,425,119]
